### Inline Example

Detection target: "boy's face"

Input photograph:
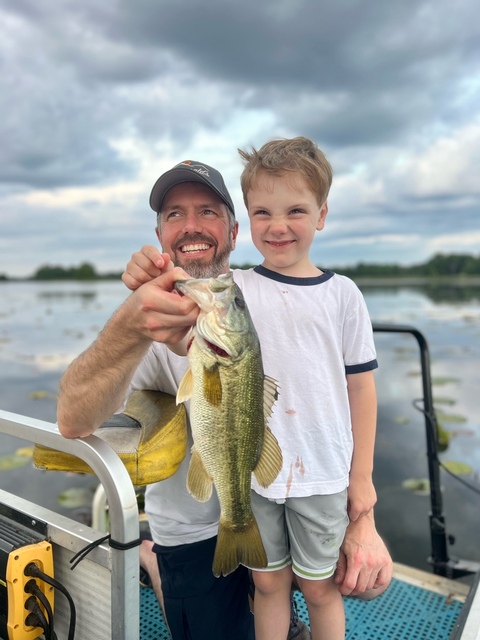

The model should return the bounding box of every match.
[246,172,328,276]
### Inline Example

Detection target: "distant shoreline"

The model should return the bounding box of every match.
[2,274,480,286]
[349,275,480,287]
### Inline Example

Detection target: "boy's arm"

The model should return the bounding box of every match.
[347,369,378,521]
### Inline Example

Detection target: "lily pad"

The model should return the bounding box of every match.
[402,478,431,495]
[431,377,460,386]
[0,453,32,471]
[436,411,467,424]
[28,390,57,400]
[437,424,452,452]
[57,487,94,509]
[441,460,473,475]
[15,447,34,458]
[433,397,457,406]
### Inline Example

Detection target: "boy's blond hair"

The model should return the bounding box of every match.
[238,136,333,207]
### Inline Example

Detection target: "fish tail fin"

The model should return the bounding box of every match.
[213,516,267,577]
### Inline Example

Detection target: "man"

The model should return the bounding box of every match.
[58,161,392,640]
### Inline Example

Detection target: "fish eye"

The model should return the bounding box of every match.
[234,296,245,309]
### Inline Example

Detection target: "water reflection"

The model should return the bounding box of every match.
[37,291,98,301]
[360,282,480,304]
[0,280,479,572]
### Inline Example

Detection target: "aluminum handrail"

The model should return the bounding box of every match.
[0,409,139,640]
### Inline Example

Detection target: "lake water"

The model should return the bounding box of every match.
[1,279,479,574]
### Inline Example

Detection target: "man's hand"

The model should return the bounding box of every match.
[123,267,199,346]
[335,512,392,600]
[122,246,173,291]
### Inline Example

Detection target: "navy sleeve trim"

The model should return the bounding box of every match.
[345,359,378,374]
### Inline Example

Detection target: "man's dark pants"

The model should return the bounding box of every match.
[153,536,255,640]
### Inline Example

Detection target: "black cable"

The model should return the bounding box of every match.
[25,596,51,639]
[25,563,76,640]
[25,579,57,640]
[412,398,480,496]
[69,533,141,570]
[68,533,110,570]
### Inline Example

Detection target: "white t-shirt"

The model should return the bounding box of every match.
[234,266,377,500]
[129,267,377,545]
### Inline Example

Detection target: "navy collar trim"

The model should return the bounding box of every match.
[253,265,335,286]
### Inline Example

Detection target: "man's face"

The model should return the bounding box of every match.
[156,182,238,279]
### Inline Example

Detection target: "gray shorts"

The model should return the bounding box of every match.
[250,490,348,580]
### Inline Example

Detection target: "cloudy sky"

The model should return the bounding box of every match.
[1,0,479,278]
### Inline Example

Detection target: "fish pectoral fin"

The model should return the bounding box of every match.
[213,515,267,577]
[176,368,194,404]
[253,426,283,488]
[263,375,279,420]
[186,446,213,502]
[203,366,222,406]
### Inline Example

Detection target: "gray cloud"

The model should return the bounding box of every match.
[1,0,479,276]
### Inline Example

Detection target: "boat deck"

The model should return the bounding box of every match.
[139,563,471,640]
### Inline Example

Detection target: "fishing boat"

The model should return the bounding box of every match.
[0,324,479,640]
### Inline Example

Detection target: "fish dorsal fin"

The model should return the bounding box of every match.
[263,375,279,421]
[187,446,213,502]
[176,368,193,404]
[253,426,283,488]
[203,366,222,406]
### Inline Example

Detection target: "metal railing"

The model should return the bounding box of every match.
[373,324,479,579]
[0,410,140,640]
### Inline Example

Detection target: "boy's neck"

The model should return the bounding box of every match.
[260,260,324,278]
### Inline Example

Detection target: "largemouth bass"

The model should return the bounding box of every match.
[175,272,282,577]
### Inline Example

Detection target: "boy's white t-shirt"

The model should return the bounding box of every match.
[129,267,377,545]
[233,266,378,500]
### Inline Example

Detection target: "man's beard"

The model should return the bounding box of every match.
[168,237,233,279]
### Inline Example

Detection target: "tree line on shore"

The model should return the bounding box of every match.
[1,253,479,282]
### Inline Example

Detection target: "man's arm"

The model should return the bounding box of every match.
[346,370,378,521]
[335,510,392,599]
[57,268,198,439]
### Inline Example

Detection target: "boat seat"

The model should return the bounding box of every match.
[33,390,187,485]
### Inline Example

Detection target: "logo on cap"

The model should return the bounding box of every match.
[178,161,210,177]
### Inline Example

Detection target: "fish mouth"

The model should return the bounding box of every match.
[187,335,230,359]
[206,340,229,358]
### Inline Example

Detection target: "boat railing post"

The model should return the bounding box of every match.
[0,410,139,640]
[372,324,450,576]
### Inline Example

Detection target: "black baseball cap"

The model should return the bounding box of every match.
[149,160,235,216]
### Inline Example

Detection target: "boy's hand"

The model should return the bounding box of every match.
[347,476,377,522]
[122,246,173,291]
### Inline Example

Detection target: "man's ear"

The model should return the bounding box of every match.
[231,220,239,250]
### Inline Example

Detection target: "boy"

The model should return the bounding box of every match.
[233,137,378,640]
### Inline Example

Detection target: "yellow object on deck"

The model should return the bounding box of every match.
[33,390,187,485]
